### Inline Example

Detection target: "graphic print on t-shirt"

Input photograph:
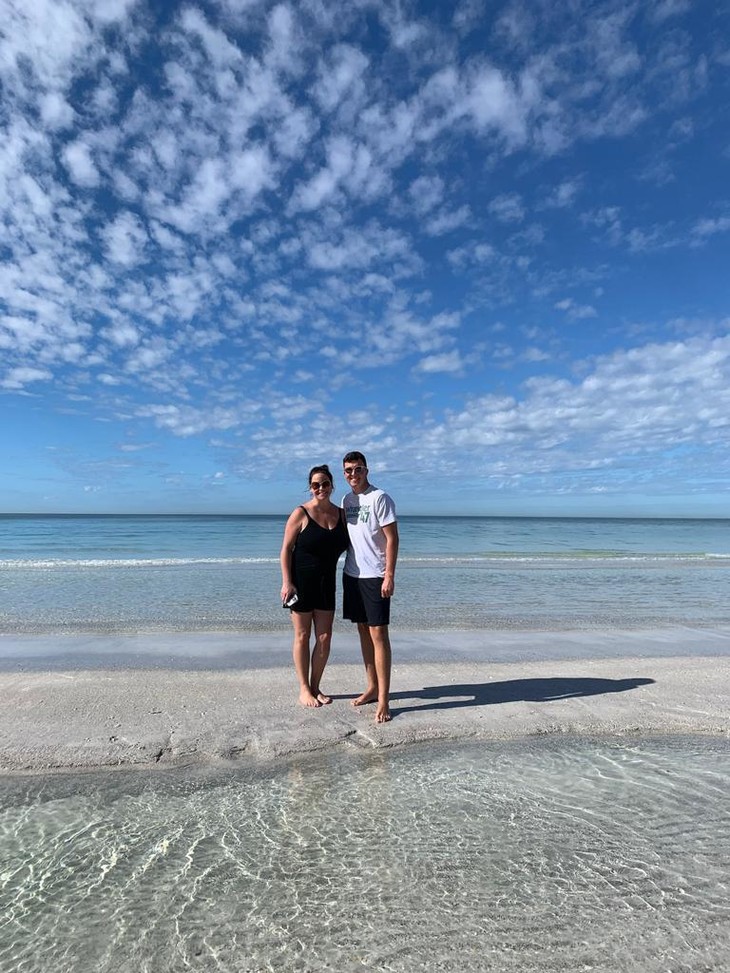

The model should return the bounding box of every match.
[345,502,370,524]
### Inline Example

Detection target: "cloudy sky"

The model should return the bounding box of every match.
[2,0,729,516]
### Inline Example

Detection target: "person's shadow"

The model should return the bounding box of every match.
[385,676,655,717]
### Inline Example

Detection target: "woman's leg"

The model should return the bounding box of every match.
[310,609,335,704]
[291,611,319,707]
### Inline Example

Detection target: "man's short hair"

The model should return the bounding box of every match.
[343,450,367,467]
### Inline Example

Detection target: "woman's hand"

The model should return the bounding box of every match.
[281,584,297,604]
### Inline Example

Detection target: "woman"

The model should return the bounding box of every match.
[280,464,349,707]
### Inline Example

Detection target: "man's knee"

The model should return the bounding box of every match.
[369,624,390,645]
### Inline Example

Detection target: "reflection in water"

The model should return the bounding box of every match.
[1,736,729,972]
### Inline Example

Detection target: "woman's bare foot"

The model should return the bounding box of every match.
[351,688,378,707]
[314,690,332,704]
[375,704,391,723]
[299,688,321,707]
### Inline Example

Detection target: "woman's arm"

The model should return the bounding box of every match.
[280,507,306,602]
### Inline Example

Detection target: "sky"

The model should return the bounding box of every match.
[1,0,729,517]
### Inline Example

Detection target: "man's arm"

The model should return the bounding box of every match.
[381,521,399,598]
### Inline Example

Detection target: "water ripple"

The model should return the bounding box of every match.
[0,737,729,972]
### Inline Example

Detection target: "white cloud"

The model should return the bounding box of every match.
[419,335,730,472]
[650,0,691,23]
[691,216,730,241]
[464,64,532,144]
[304,222,419,274]
[542,179,581,209]
[408,175,444,214]
[89,0,139,25]
[554,298,597,320]
[39,92,75,129]
[118,441,155,452]
[0,0,93,91]
[289,134,354,211]
[313,43,369,113]
[1,365,53,389]
[453,0,485,34]
[102,211,149,266]
[425,205,470,236]
[179,5,243,68]
[489,193,525,223]
[0,0,726,508]
[102,321,140,348]
[414,350,464,374]
[230,145,276,199]
[272,103,315,158]
[266,2,299,73]
[137,403,242,436]
[62,140,100,187]
[447,241,496,268]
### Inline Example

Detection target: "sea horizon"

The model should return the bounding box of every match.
[2,511,729,521]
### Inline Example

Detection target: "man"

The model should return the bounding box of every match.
[341,451,399,723]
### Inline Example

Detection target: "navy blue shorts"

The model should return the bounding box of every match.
[343,573,391,626]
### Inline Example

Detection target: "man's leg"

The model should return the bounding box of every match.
[351,622,379,707]
[351,623,392,721]
[369,624,392,723]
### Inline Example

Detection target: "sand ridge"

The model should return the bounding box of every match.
[1,632,729,773]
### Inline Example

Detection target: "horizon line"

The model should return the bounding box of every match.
[1,511,728,521]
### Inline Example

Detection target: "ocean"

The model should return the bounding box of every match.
[2,515,730,971]
[1,514,729,634]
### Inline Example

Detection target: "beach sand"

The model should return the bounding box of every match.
[1,628,729,773]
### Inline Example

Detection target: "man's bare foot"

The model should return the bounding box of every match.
[315,691,332,705]
[351,689,378,707]
[375,704,391,723]
[299,688,321,708]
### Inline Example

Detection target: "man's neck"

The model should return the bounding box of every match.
[351,480,371,495]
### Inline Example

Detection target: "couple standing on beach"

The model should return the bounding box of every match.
[279,452,398,723]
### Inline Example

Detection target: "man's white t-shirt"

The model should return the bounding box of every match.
[342,485,397,578]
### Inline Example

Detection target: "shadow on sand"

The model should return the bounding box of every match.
[386,676,655,716]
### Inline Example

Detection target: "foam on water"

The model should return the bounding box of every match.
[1,736,728,972]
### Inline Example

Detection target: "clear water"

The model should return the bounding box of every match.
[1,736,728,972]
[1,515,729,633]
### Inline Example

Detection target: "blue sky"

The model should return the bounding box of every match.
[1,0,729,516]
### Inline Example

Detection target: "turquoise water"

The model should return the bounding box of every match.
[1,515,729,633]
[1,736,728,973]
[2,521,729,971]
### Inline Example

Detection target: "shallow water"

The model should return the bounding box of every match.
[1,736,729,972]
[2,515,729,634]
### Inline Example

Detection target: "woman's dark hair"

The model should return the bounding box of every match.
[308,464,333,487]
[342,451,367,467]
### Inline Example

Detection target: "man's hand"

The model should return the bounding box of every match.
[381,575,395,598]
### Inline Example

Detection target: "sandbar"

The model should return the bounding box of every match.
[1,628,728,774]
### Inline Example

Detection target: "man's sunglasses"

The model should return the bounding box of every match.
[343,466,366,476]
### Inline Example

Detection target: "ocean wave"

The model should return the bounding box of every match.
[0,556,279,569]
[1,552,728,569]
[401,553,728,564]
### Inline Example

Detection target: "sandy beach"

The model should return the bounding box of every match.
[1,628,729,774]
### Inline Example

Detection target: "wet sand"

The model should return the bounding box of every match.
[1,628,729,773]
